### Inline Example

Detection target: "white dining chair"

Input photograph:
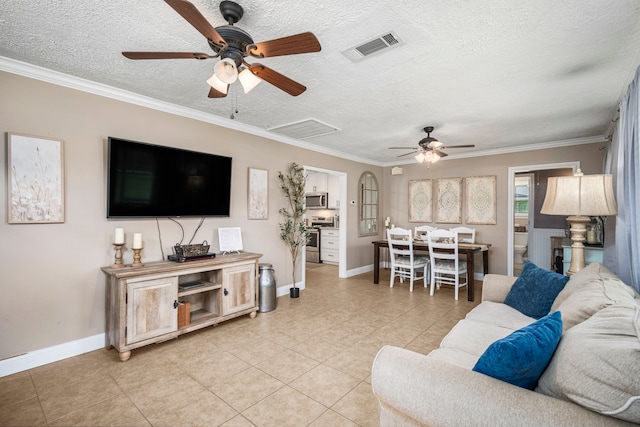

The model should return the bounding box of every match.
[387,227,429,292]
[428,229,468,300]
[414,225,438,241]
[449,226,476,243]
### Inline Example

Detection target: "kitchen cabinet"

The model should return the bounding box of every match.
[327,174,340,208]
[321,228,339,264]
[306,172,328,193]
[102,252,261,361]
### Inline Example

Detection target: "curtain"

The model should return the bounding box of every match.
[607,65,640,292]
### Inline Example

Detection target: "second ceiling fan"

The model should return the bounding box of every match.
[122,0,321,98]
[390,126,475,163]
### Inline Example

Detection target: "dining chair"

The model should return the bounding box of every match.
[428,229,468,300]
[387,227,429,292]
[450,226,476,243]
[414,225,438,241]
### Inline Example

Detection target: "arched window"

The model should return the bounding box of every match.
[358,171,379,236]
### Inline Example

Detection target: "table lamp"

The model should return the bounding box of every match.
[541,169,617,275]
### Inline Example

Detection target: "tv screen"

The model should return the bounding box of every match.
[107,137,232,218]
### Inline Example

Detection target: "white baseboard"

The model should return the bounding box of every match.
[0,333,105,377]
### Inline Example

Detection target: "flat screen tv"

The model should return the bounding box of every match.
[107,137,232,218]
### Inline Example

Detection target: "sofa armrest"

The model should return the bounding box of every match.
[481,273,517,302]
[371,346,631,427]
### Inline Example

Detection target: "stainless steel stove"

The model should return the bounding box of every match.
[306,216,335,263]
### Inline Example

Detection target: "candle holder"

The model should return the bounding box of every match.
[112,243,125,268]
[132,248,144,267]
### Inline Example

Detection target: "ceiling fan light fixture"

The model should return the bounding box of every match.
[214,58,238,84]
[207,73,229,94]
[238,67,261,93]
[430,153,441,163]
[415,152,425,163]
[428,140,444,149]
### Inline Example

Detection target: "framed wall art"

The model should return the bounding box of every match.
[435,177,462,224]
[408,179,432,222]
[248,167,268,219]
[465,175,497,224]
[7,133,65,224]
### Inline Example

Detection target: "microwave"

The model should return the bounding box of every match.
[306,192,328,209]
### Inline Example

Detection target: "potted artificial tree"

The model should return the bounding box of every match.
[278,162,310,298]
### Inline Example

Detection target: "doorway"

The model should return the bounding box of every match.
[302,166,348,280]
[507,162,579,276]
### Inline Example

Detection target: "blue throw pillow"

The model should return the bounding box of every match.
[504,261,569,319]
[472,311,563,390]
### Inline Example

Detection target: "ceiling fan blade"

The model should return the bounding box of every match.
[397,150,419,158]
[249,64,306,96]
[165,0,227,48]
[389,147,418,150]
[443,144,476,148]
[208,86,228,98]
[122,52,214,60]
[433,151,448,158]
[248,32,321,58]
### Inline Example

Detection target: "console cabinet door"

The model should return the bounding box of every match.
[222,264,256,315]
[126,277,178,344]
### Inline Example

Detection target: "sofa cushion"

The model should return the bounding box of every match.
[440,319,519,357]
[465,301,536,330]
[472,311,563,390]
[504,261,569,319]
[555,276,638,332]
[550,262,606,309]
[547,263,639,332]
[537,304,640,424]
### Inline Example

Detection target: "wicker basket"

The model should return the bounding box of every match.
[173,241,210,257]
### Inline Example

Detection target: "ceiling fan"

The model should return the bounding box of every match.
[122,0,321,98]
[389,126,475,163]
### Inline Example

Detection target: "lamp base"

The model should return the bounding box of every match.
[566,215,590,276]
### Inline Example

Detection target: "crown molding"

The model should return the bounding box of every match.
[383,135,608,168]
[0,56,379,166]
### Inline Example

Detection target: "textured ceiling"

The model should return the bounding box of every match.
[1,0,640,165]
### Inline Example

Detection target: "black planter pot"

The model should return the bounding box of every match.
[290,287,300,298]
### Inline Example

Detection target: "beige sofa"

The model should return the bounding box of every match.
[371,263,640,426]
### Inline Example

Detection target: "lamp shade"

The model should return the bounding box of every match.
[214,58,238,84]
[541,170,617,216]
[238,68,262,93]
[415,152,425,163]
[206,73,228,94]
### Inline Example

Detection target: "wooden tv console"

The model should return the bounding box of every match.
[101,252,261,361]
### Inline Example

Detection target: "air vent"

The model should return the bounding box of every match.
[341,31,403,62]
[267,118,341,140]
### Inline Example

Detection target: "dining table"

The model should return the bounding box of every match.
[372,239,491,301]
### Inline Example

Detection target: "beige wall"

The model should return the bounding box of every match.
[381,144,605,276]
[0,72,382,359]
[0,70,605,361]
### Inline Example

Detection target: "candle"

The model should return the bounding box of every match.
[133,233,143,249]
[114,228,124,244]
[587,229,597,244]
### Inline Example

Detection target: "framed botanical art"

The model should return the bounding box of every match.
[435,177,462,224]
[7,133,65,224]
[408,179,432,222]
[248,167,268,219]
[466,175,497,224]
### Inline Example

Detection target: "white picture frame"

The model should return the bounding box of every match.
[7,132,65,224]
[435,177,462,224]
[466,175,497,225]
[248,167,268,220]
[218,227,243,253]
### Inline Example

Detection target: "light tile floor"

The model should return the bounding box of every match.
[0,264,481,427]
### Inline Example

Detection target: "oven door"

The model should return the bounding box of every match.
[306,228,320,263]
